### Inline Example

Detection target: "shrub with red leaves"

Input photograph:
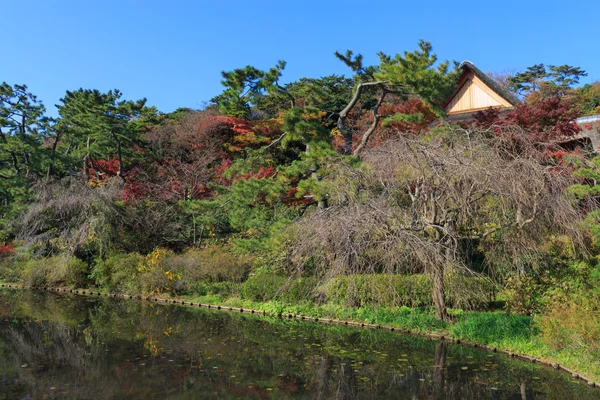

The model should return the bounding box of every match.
[473,96,581,142]
[0,243,15,257]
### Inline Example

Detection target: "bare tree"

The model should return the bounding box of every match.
[288,125,583,320]
[15,177,121,256]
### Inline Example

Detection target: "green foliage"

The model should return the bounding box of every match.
[374,40,459,113]
[90,251,145,293]
[212,61,292,118]
[450,312,535,345]
[240,272,320,303]
[536,304,600,355]
[241,272,288,301]
[573,82,600,116]
[508,63,588,99]
[18,254,88,287]
[55,88,156,179]
[319,274,492,309]
[0,83,51,228]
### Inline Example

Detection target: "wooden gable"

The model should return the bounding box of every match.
[445,72,512,115]
[443,61,520,117]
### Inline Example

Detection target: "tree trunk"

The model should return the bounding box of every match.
[433,263,448,320]
[112,132,125,183]
[336,81,386,155]
[0,129,21,175]
[46,132,61,182]
[433,341,448,399]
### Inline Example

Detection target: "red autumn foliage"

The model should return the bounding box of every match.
[332,99,437,153]
[88,159,120,179]
[379,98,437,135]
[234,166,276,181]
[0,243,14,257]
[473,96,581,142]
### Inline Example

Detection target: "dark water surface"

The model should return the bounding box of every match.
[0,289,597,399]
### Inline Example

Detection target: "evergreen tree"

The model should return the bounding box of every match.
[55,89,155,182]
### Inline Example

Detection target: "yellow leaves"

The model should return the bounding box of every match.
[164,270,182,281]
[301,111,326,121]
[143,336,160,356]
[330,128,343,138]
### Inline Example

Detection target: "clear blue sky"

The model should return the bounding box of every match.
[4,0,599,116]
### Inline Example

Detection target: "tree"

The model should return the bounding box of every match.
[473,96,581,145]
[573,82,600,116]
[212,61,293,119]
[255,75,354,126]
[55,89,155,182]
[288,126,581,320]
[0,83,51,238]
[334,40,458,156]
[508,64,547,96]
[0,83,50,179]
[548,65,588,95]
[508,64,588,101]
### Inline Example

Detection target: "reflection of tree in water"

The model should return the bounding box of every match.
[0,291,599,399]
[4,321,123,399]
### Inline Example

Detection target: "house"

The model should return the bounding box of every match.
[442,61,521,121]
[443,61,600,151]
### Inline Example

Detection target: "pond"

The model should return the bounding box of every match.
[0,289,597,399]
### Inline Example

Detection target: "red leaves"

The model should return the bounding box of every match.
[474,96,581,142]
[0,243,14,257]
[380,99,437,135]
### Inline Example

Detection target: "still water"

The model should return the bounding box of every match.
[0,289,597,399]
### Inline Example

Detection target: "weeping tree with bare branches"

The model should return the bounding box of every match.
[288,125,584,320]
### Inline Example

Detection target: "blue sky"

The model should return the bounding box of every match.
[4,1,599,116]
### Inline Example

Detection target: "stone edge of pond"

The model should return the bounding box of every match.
[2,282,598,389]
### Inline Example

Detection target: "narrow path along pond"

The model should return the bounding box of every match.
[0,289,597,399]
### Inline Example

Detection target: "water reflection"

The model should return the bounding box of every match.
[0,289,597,399]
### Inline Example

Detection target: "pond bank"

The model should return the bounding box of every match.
[2,281,599,389]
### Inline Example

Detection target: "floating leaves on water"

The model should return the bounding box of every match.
[461,367,469,370]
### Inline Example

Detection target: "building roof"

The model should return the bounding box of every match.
[457,61,521,107]
[442,61,521,116]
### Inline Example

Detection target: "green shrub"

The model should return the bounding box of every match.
[165,245,251,284]
[240,271,320,302]
[318,273,492,309]
[20,254,88,287]
[241,273,288,301]
[536,304,600,354]
[91,252,144,293]
[0,247,28,283]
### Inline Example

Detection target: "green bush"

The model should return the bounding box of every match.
[20,254,88,287]
[91,252,145,293]
[318,273,492,309]
[536,303,600,354]
[241,273,288,301]
[165,245,251,284]
[240,273,320,303]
